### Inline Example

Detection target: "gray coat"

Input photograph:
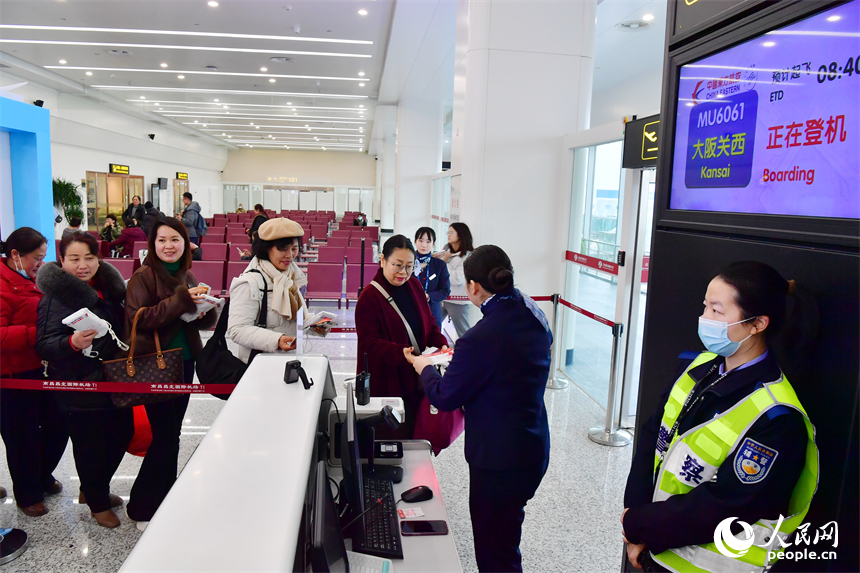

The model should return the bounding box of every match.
[180,201,202,238]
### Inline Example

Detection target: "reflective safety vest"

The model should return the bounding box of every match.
[650,352,819,573]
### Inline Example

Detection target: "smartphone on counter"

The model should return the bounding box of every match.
[400,520,449,536]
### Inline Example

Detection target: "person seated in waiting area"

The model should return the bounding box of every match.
[247,204,269,242]
[353,213,367,227]
[236,204,246,214]
[122,196,146,224]
[99,214,121,244]
[108,217,147,256]
[227,218,308,362]
[141,201,164,238]
[61,217,83,240]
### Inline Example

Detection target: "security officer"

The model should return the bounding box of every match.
[622,261,818,572]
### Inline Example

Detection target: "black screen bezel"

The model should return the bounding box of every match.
[657,0,860,248]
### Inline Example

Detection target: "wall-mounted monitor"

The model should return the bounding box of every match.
[658,0,859,245]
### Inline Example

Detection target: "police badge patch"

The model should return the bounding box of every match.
[734,438,778,484]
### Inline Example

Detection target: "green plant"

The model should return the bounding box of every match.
[53,178,84,221]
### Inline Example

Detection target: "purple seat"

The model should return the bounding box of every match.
[200,230,226,244]
[226,261,251,294]
[350,233,371,247]
[305,263,344,308]
[201,243,228,261]
[316,246,346,264]
[228,245,249,261]
[331,229,351,238]
[309,224,328,241]
[132,241,148,259]
[345,263,381,305]
[345,246,373,265]
[227,213,239,223]
[190,261,226,296]
[326,237,349,249]
[108,258,139,281]
[227,234,250,245]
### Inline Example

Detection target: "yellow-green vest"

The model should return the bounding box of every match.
[650,352,819,573]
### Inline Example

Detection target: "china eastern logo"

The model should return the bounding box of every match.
[686,89,758,188]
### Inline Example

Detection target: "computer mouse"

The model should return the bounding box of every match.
[401,485,433,503]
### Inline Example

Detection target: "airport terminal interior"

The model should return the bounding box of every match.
[1,0,858,571]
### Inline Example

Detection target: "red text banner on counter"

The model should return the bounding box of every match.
[0,378,237,394]
[565,251,619,275]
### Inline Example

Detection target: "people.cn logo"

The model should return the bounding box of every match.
[714,517,755,558]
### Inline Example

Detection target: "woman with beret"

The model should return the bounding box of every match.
[227,218,309,361]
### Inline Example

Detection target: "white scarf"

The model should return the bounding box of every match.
[257,258,308,320]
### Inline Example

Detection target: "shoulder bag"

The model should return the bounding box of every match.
[197,269,268,399]
[369,280,464,455]
[103,307,183,408]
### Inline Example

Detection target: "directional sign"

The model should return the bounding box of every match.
[623,114,660,169]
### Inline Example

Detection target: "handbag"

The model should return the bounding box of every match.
[196,270,268,399]
[369,281,465,454]
[103,307,184,408]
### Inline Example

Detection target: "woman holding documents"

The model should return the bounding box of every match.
[404,245,552,573]
[35,232,132,528]
[356,235,449,440]
[124,217,217,525]
[227,218,309,361]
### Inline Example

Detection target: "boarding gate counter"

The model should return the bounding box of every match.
[120,355,462,572]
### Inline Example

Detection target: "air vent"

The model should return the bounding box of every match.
[615,20,652,31]
[269,57,294,63]
[206,66,218,71]
[106,49,133,55]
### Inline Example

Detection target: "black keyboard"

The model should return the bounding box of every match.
[353,476,403,559]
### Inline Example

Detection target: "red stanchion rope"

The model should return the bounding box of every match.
[0,378,237,394]
[558,297,615,327]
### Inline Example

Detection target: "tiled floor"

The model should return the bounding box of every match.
[0,302,633,572]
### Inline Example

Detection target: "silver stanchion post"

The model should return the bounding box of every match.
[588,323,632,446]
[546,293,569,389]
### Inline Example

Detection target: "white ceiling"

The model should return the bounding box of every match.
[0,0,396,152]
[0,0,667,155]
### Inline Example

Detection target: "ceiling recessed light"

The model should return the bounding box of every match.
[827,15,841,21]
[256,126,260,129]
[202,123,207,127]
[307,128,311,131]
[160,62,168,68]
[359,139,363,142]
[222,132,226,136]
[159,108,163,110]
[140,96,146,99]
[360,148,363,152]
[445,140,449,143]
[227,135,232,138]
[214,98,219,102]
[358,9,367,16]
[208,1,219,6]
[194,120,198,123]
[642,13,655,21]
[286,146,289,149]
[358,71,365,77]
[358,83,365,87]
[85,71,93,76]
[763,41,776,47]
[250,145,254,148]
[59,59,67,64]
[305,124,309,127]
[260,67,267,72]
[293,113,297,115]
[686,102,694,107]
[178,74,185,79]
[269,78,276,83]
[359,104,364,108]
[250,122,254,125]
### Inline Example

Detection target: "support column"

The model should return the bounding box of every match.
[452,0,596,296]
[394,100,443,236]
[380,135,396,231]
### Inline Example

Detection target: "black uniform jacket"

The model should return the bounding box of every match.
[623,351,808,556]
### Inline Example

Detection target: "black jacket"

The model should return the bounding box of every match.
[35,261,127,411]
[141,206,164,238]
[123,204,146,224]
[249,214,268,241]
[623,352,808,557]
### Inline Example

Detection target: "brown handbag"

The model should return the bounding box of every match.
[103,307,184,408]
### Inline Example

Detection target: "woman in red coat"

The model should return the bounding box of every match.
[0,227,68,517]
[355,235,448,440]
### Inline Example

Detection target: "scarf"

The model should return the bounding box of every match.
[257,258,308,320]
[415,252,432,291]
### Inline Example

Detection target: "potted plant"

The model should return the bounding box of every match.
[52,178,84,222]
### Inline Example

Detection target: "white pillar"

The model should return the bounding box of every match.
[394,99,443,237]
[373,154,382,223]
[452,0,596,297]
[380,135,396,231]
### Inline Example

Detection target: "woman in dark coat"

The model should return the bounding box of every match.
[123,217,217,523]
[35,233,133,528]
[1,228,68,518]
[122,195,146,224]
[355,235,448,440]
[404,245,552,572]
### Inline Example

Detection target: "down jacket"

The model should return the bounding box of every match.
[0,259,43,375]
[35,261,127,410]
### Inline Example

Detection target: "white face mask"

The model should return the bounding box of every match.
[698,316,756,357]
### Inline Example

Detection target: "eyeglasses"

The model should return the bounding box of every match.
[386,261,414,274]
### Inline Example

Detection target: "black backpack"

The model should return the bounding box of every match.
[197,270,267,400]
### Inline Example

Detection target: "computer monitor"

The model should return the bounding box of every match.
[311,460,348,573]
[340,382,364,526]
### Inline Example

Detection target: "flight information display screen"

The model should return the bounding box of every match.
[670,0,859,219]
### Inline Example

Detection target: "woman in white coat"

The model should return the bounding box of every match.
[227,218,309,362]
[435,222,474,339]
